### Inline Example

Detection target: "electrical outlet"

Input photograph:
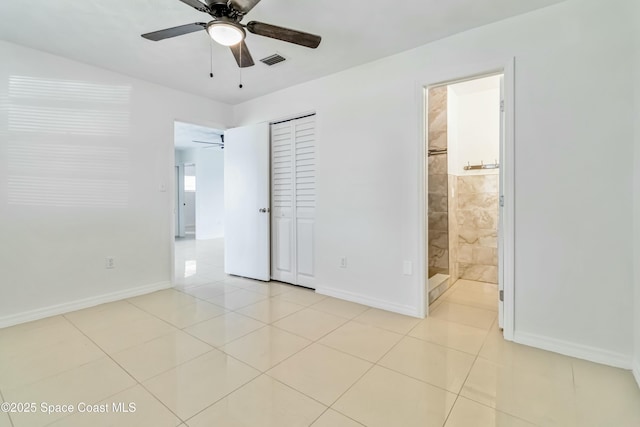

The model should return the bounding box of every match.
[105,257,115,269]
[340,257,347,268]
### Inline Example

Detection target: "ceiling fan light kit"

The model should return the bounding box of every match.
[141,0,321,69]
[206,20,245,46]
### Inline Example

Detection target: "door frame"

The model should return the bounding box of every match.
[417,58,515,341]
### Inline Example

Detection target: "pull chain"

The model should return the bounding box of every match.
[238,43,244,89]
[209,39,214,78]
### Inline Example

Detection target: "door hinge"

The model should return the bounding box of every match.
[499,195,504,207]
[499,290,504,302]
[500,100,505,112]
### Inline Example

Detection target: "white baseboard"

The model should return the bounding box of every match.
[633,358,640,389]
[0,281,172,329]
[514,331,632,370]
[315,285,421,318]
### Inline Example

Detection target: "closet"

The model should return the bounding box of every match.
[270,115,316,288]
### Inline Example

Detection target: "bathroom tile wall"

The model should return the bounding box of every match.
[428,86,449,278]
[428,86,447,151]
[456,174,499,283]
[447,175,459,282]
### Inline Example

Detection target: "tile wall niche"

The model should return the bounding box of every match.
[456,174,499,283]
[427,86,449,279]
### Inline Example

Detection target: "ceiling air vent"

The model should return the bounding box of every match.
[260,53,286,66]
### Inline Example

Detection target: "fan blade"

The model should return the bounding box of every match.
[229,41,255,68]
[246,21,321,48]
[229,0,262,14]
[177,0,211,13]
[142,23,206,41]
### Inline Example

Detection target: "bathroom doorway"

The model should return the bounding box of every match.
[422,63,515,339]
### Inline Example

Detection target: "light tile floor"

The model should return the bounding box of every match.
[0,238,638,426]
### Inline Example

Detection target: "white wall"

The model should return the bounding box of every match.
[233,0,636,366]
[0,40,231,326]
[633,0,640,385]
[447,77,501,176]
[175,148,225,240]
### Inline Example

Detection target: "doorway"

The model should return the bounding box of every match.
[223,113,317,287]
[421,62,515,339]
[172,120,225,285]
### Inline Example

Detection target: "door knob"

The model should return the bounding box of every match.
[259,208,270,213]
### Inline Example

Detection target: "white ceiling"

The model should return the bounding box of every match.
[0,0,565,105]
[174,121,223,150]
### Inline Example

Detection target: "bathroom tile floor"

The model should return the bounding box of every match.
[0,238,639,426]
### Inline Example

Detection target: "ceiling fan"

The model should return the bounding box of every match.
[193,134,224,149]
[141,0,321,68]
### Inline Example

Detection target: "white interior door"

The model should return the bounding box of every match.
[294,117,317,288]
[498,75,505,328]
[177,164,186,238]
[271,115,317,288]
[224,123,271,281]
[174,166,180,237]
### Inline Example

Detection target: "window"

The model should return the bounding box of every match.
[184,175,196,192]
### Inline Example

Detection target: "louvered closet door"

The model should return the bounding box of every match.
[271,115,316,288]
[271,122,295,284]
[293,116,316,288]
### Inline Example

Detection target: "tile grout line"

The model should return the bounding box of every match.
[1,317,112,393]
[180,318,267,348]
[261,319,354,373]
[447,315,544,426]
[307,407,332,427]
[179,371,263,425]
[431,280,499,426]
[436,281,494,426]
[441,394,462,427]
[436,297,499,312]
[319,303,450,425]
[230,298,309,324]
[63,315,186,425]
[268,316,348,343]
[404,319,492,358]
